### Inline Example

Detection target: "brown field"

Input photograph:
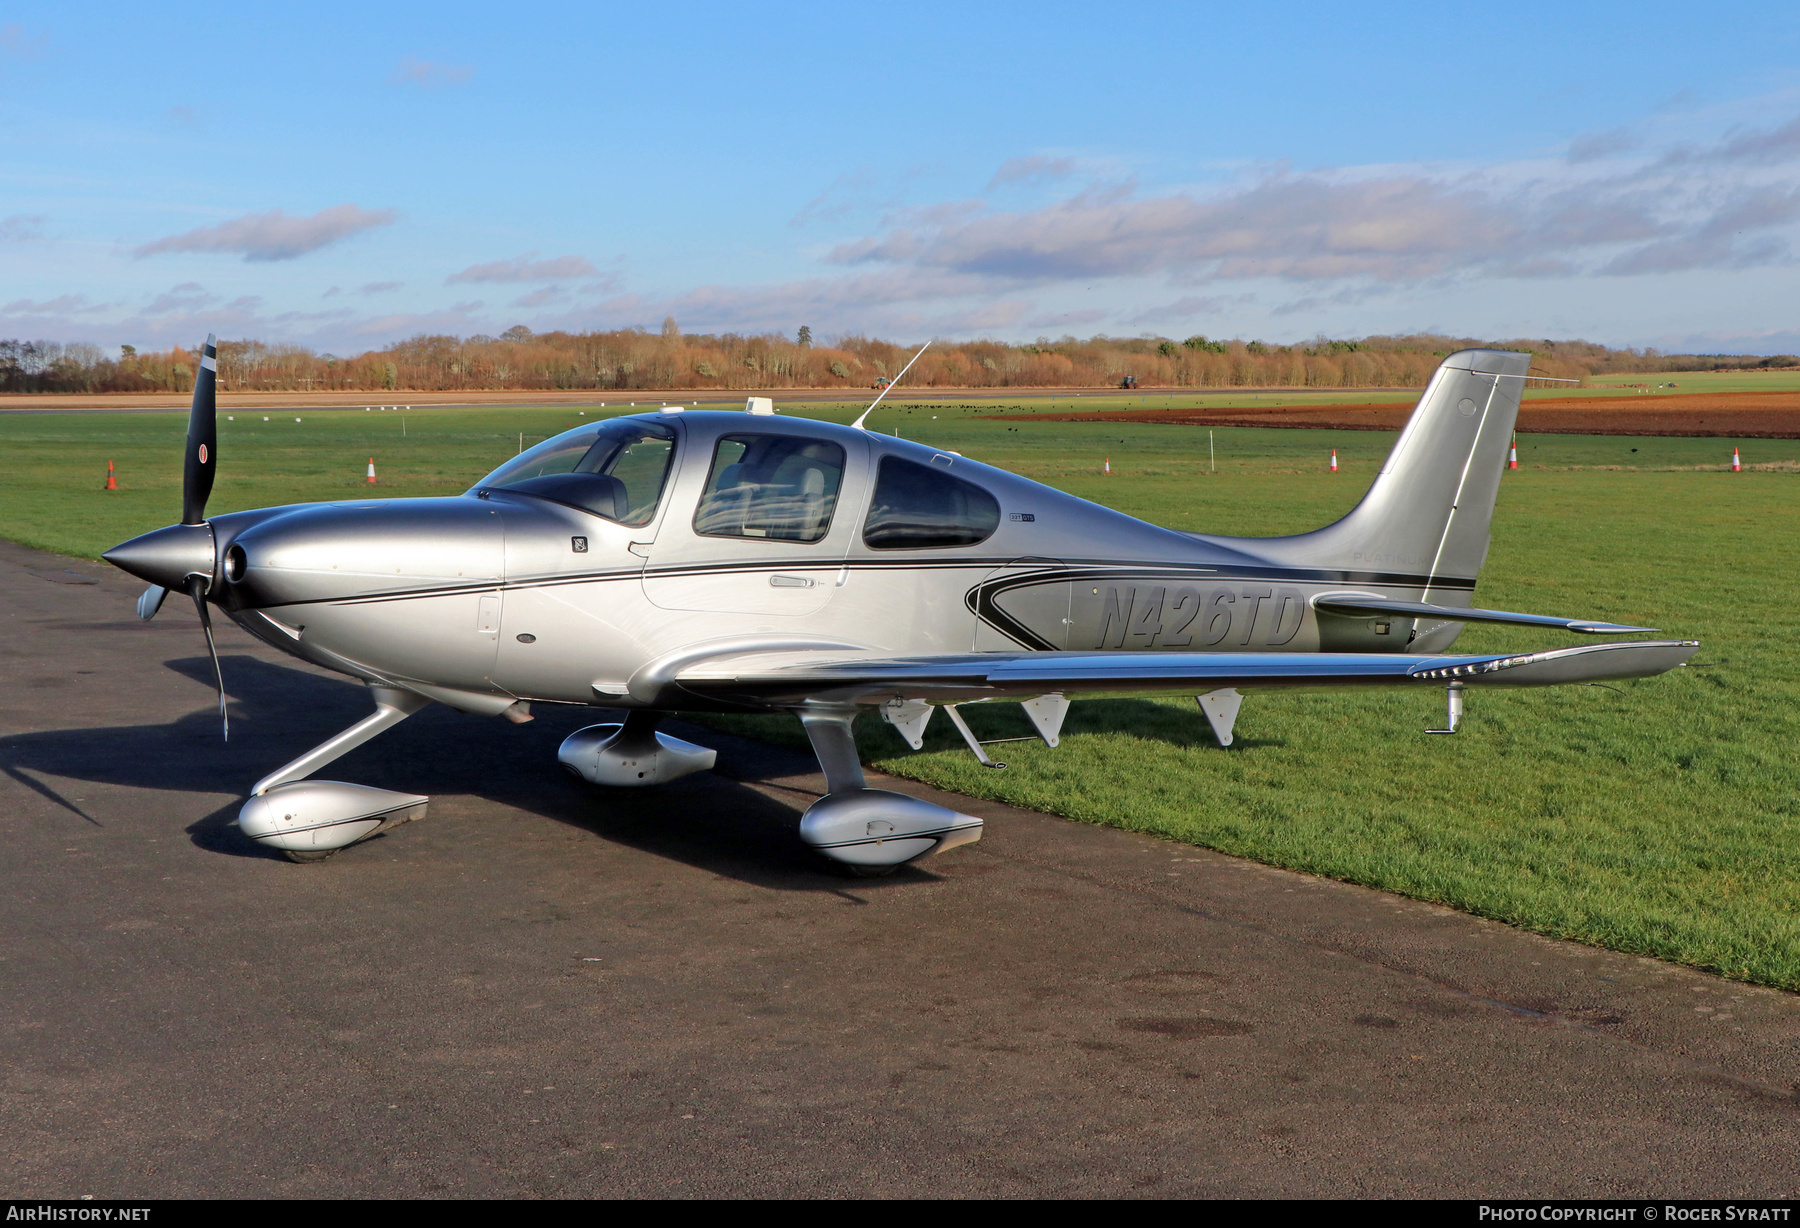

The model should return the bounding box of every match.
[1006,389,1800,438]
[8,385,1800,438]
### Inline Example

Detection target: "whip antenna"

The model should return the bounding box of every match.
[852,340,931,430]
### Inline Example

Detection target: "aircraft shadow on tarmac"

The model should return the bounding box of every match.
[0,654,942,893]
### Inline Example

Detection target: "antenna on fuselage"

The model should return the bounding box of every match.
[852,340,931,431]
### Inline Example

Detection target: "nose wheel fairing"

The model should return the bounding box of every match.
[234,684,435,862]
[239,782,429,862]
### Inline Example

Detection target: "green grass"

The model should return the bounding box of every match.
[1582,369,1800,394]
[5,403,1799,988]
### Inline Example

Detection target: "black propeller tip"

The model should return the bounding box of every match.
[182,332,219,527]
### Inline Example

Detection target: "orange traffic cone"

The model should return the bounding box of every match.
[105,459,116,490]
[366,457,378,484]
[1330,448,1338,473]
[1732,447,1742,472]
[1508,437,1519,469]
[1104,457,1111,475]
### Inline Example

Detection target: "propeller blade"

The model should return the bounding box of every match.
[186,574,228,741]
[181,333,218,526]
[136,584,169,621]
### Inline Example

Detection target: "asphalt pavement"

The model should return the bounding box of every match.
[3,537,1797,1199]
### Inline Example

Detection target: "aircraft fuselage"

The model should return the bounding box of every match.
[209,410,1470,713]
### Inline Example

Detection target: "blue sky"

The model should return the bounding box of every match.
[4,0,1800,354]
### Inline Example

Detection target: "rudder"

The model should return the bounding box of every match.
[1211,347,1532,597]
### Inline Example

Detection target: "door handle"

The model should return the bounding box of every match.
[770,574,815,588]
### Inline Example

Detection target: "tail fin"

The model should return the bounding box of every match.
[1214,347,1531,598]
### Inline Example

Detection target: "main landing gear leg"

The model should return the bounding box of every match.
[1426,682,1465,735]
[794,706,982,874]
[237,684,433,863]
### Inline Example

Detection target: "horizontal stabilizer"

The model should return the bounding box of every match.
[1313,594,1656,635]
[1406,640,1700,686]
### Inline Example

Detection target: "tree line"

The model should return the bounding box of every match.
[2,324,1793,395]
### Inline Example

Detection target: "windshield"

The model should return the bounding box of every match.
[474,418,677,526]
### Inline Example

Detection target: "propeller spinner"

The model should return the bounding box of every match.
[103,333,229,738]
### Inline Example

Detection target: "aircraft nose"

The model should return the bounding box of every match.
[103,522,217,591]
[222,497,505,610]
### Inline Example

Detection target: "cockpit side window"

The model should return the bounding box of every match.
[693,434,846,544]
[861,456,1000,550]
[476,419,676,526]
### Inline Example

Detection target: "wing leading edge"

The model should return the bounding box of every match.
[665,639,1701,708]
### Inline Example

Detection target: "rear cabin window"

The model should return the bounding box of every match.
[861,456,1001,550]
[693,434,847,544]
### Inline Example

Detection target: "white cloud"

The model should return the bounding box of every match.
[392,57,474,88]
[1026,308,1108,329]
[446,252,598,283]
[1272,285,1389,317]
[343,306,487,339]
[0,214,45,241]
[830,177,1538,283]
[1567,128,1639,163]
[791,170,881,227]
[1649,326,1800,355]
[937,300,1032,331]
[21,96,1800,352]
[1601,187,1800,274]
[0,294,108,316]
[821,116,1800,292]
[0,23,46,59]
[1663,115,1800,166]
[143,283,216,315]
[512,286,568,307]
[135,205,397,262]
[987,155,1077,190]
[1125,294,1255,325]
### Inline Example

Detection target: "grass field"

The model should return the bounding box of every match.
[5,401,1799,988]
[1582,370,1800,394]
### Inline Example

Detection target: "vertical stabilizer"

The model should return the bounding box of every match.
[1210,348,1532,598]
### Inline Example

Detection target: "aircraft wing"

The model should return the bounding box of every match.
[662,639,1701,708]
[1312,594,1656,634]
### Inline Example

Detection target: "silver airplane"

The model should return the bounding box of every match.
[105,337,1697,871]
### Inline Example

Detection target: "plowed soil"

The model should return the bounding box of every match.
[1006,389,1800,437]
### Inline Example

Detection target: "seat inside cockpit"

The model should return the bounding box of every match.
[694,434,846,543]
